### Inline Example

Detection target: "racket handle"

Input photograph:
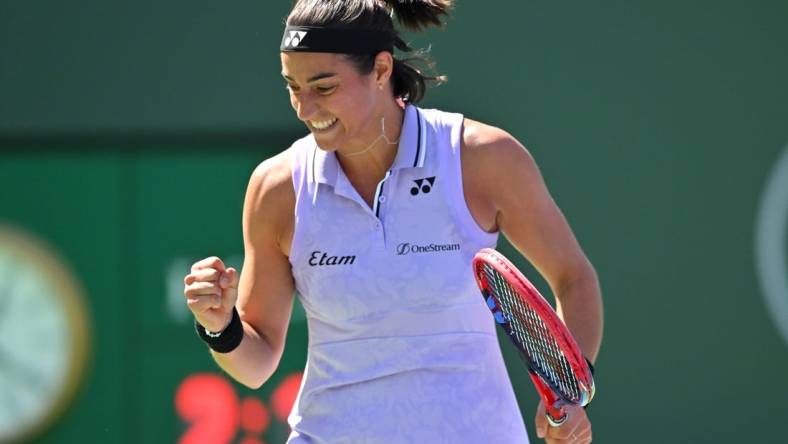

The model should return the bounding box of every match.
[528,371,567,427]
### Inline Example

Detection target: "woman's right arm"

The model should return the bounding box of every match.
[184,150,296,389]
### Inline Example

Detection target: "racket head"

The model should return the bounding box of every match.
[472,248,595,408]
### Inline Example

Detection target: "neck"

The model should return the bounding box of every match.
[336,101,405,184]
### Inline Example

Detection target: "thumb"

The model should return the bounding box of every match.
[220,267,239,289]
[218,268,239,312]
[534,400,548,439]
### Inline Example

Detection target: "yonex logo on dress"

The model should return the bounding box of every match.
[396,242,460,255]
[284,31,308,48]
[308,250,356,266]
[410,177,436,196]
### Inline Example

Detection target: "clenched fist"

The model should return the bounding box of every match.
[535,402,592,443]
[183,256,239,333]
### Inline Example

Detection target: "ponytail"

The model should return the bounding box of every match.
[382,0,453,31]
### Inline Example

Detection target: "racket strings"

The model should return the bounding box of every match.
[483,265,581,402]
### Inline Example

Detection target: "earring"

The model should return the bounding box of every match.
[378,83,384,91]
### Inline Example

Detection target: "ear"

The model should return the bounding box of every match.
[372,51,394,85]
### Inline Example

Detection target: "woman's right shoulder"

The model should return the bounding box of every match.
[243,145,300,232]
[251,131,316,194]
[249,149,293,199]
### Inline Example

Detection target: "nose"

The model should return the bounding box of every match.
[293,92,318,122]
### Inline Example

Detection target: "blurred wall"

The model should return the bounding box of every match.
[1,1,787,443]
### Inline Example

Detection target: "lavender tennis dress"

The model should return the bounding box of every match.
[285,104,529,443]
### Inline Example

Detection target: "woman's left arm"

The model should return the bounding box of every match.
[462,119,603,362]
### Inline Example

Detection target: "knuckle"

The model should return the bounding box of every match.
[191,256,222,271]
[208,256,223,266]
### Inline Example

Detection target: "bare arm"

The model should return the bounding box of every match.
[463,119,602,441]
[185,150,296,389]
[462,119,603,362]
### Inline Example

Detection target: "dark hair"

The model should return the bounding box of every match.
[286,0,453,103]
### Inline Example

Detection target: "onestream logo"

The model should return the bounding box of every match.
[396,242,460,256]
[755,142,788,349]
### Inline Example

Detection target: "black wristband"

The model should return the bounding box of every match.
[195,307,243,353]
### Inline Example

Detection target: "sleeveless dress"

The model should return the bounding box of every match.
[286,104,529,443]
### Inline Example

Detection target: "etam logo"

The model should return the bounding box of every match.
[283,31,308,48]
[308,250,355,266]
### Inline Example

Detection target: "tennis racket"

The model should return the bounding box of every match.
[472,248,595,426]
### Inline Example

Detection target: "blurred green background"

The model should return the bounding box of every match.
[1,1,787,443]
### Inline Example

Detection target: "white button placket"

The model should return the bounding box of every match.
[371,170,394,247]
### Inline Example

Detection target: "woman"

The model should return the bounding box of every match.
[183,1,603,442]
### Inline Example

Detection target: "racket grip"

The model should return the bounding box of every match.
[528,371,567,426]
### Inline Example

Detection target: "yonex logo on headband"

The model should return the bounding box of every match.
[280,25,394,54]
[284,30,308,48]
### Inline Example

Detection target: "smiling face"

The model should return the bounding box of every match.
[281,51,391,152]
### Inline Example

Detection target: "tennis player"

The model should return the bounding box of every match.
[183,1,603,442]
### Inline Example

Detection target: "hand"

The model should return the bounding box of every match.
[183,256,239,332]
[535,402,592,443]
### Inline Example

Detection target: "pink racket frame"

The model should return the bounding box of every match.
[472,248,595,426]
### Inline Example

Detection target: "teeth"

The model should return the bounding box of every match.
[310,117,337,130]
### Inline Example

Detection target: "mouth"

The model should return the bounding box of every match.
[309,117,338,132]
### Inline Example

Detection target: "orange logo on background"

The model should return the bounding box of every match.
[175,372,303,444]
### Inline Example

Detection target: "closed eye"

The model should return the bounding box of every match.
[314,85,337,95]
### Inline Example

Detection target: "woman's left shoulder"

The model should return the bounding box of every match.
[461,118,535,168]
[456,118,542,232]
